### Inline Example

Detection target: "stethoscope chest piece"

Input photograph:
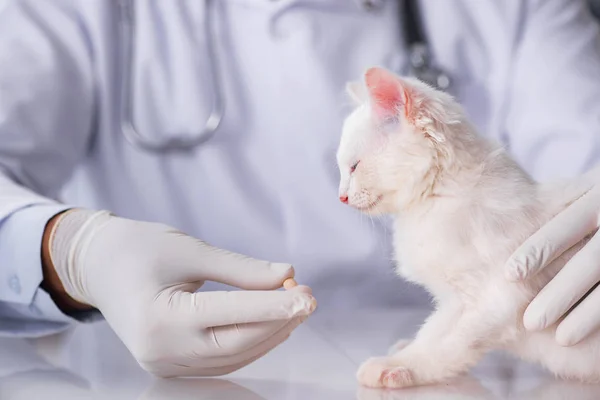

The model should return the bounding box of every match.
[408,43,452,92]
[401,0,452,93]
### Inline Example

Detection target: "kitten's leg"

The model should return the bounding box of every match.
[387,301,460,355]
[358,304,500,389]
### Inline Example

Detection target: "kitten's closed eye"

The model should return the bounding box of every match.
[350,161,360,173]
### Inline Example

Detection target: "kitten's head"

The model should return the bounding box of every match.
[336,66,469,215]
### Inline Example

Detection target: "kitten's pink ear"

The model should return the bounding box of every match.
[364,67,410,120]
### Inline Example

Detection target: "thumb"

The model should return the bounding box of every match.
[163,233,294,289]
[504,187,600,281]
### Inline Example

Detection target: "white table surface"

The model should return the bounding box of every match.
[2,307,600,399]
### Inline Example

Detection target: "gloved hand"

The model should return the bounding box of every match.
[46,209,317,377]
[505,167,600,346]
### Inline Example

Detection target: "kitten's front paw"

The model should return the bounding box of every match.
[357,356,414,389]
[387,338,411,355]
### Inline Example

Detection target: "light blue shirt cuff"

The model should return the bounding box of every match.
[0,204,102,338]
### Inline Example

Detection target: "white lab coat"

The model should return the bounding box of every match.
[0,0,599,337]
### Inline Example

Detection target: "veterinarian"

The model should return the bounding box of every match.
[0,0,599,377]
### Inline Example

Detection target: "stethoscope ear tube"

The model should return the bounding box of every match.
[118,0,224,153]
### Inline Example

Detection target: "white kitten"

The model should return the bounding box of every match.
[337,66,599,389]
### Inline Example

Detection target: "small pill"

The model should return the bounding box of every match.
[283,278,297,290]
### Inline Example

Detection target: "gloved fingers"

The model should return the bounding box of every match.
[523,232,600,331]
[173,289,316,329]
[555,283,600,346]
[162,234,294,290]
[196,315,306,371]
[505,187,600,281]
[152,344,274,378]
[152,317,304,378]
[208,314,304,357]
[288,284,313,295]
[198,290,315,328]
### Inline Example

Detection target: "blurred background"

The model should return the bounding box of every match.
[591,0,600,19]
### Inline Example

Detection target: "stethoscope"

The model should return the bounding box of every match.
[117,0,452,153]
[118,0,224,152]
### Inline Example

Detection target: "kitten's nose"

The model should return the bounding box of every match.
[339,195,348,204]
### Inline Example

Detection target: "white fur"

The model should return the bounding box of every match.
[337,67,598,389]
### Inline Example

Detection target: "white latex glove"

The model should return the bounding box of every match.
[505,167,600,346]
[49,209,316,377]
